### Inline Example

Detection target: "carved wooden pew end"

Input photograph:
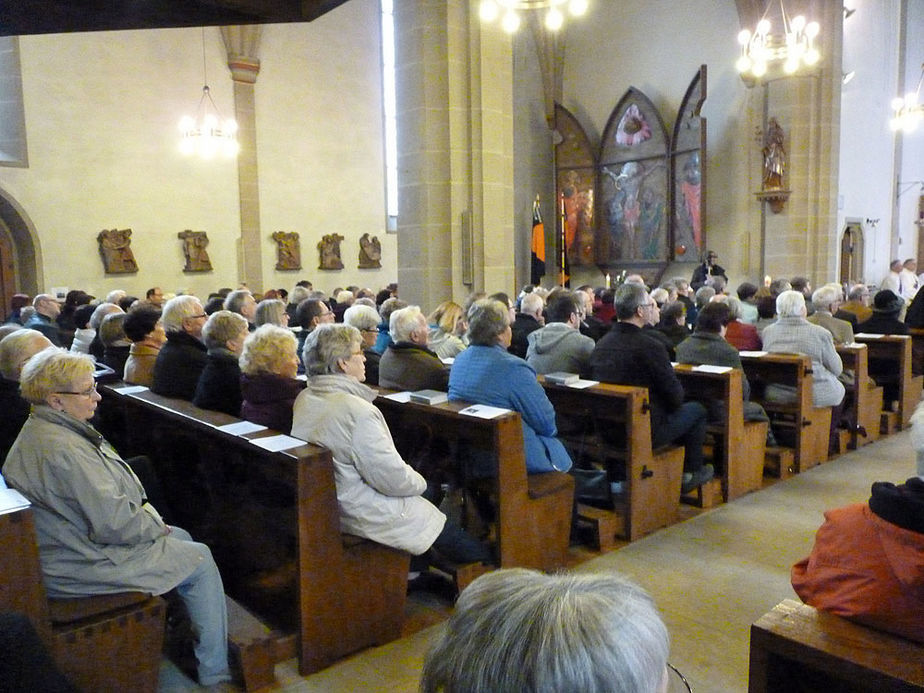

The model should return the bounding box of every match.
[880,409,901,435]
[681,476,724,508]
[763,447,796,479]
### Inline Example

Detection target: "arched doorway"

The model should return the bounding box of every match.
[0,187,41,316]
[839,220,864,285]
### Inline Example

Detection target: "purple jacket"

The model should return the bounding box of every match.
[240,373,306,433]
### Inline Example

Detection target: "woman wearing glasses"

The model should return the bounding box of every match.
[3,349,231,686]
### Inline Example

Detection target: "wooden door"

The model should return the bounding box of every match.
[0,223,15,319]
[839,223,863,285]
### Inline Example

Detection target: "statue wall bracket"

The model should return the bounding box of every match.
[755,189,791,214]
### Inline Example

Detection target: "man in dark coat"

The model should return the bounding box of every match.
[151,295,208,400]
[509,292,544,358]
[0,329,53,466]
[589,283,712,494]
[22,294,62,346]
[379,305,449,391]
[690,250,728,291]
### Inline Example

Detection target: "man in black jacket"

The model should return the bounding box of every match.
[151,295,208,400]
[589,283,713,494]
[690,250,728,291]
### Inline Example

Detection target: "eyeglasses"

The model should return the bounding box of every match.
[55,382,98,397]
[667,663,693,692]
[187,313,207,320]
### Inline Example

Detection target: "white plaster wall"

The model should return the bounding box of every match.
[257,0,397,296]
[838,0,904,284]
[0,0,396,300]
[555,0,753,285]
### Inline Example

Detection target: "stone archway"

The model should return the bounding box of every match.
[839,220,864,285]
[0,187,41,314]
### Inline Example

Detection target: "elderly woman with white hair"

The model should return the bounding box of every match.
[239,324,305,432]
[193,310,250,416]
[762,290,845,451]
[151,295,208,400]
[292,323,490,574]
[449,298,571,474]
[343,303,382,385]
[3,349,231,686]
[420,569,673,693]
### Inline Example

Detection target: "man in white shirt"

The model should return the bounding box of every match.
[899,258,919,302]
[880,259,902,294]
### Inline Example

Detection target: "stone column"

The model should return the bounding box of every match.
[221,26,263,291]
[394,0,515,308]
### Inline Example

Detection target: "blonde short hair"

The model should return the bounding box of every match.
[202,310,249,350]
[428,301,464,334]
[240,324,298,376]
[20,348,94,404]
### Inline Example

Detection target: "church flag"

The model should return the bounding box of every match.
[530,195,546,285]
[558,192,570,287]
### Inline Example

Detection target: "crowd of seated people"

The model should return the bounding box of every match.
[3,269,923,687]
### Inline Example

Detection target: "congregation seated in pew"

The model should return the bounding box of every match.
[0,328,53,465]
[122,306,165,386]
[379,304,449,392]
[3,349,231,686]
[151,295,208,400]
[449,298,572,475]
[192,309,249,416]
[240,323,305,432]
[525,289,595,375]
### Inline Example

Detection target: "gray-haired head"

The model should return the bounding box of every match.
[420,568,669,693]
[344,304,380,332]
[776,289,806,318]
[0,329,53,381]
[162,295,205,333]
[811,285,841,313]
[255,298,288,327]
[302,323,362,376]
[389,305,427,343]
[466,298,510,346]
[613,283,648,321]
[201,310,249,351]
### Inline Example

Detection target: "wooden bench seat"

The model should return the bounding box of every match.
[836,343,884,449]
[854,334,923,429]
[740,352,832,473]
[673,364,769,502]
[538,378,685,543]
[749,599,924,692]
[0,506,166,692]
[373,390,575,572]
[97,384,410,686]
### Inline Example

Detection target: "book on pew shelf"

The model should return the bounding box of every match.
[409,389,448,405]
[544,371,580,385]
[0,488,31,516]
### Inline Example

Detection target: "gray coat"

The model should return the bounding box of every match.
[3,406,202,597]
[761,316,845,407]
[526,322,595,375]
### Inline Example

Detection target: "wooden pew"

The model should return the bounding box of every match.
[836,343,884,449]
[373,390,575,571]
[0,506,166,692]
[854,334,923,429]
[672,364,769,502]
[739,353,831,475]
[97,384,410,685]
[749,599,924,692]
[537,379,685,545]
[909,327,924,377]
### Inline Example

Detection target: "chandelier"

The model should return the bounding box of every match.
[735,0,820,79]
[178,29,239,158]
[890,63,923,133]
[479,0,588,33]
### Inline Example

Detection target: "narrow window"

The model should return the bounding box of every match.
[0,36,28,167]
[381,0,398,230]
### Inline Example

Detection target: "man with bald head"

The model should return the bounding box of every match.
[0,329,53,465]
[23,294,62,346]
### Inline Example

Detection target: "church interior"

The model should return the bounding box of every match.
[1,0,923,691]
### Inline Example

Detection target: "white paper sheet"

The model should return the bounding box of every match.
[567,379,600,389]
[217,421,268,435]
[693,365,733,374]
[458,404,511,419]
[853,333,882,339]
[0,488,31,515]
[739,351,768,357]
[382,391,413,403]
[440,357,455,365]
[249,434,307,452]
[114,385,149,394]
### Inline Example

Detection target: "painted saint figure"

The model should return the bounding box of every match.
[762,118,786,190]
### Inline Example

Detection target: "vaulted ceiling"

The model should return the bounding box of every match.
[0,0,352,36]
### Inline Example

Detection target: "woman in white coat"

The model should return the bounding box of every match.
[292,324,489,568]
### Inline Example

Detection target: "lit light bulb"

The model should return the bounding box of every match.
[545,7,563,30]
[790,15,805,32]
[501,10,520,33]
[784,58,799,74]
[804,49,819,66]
[738,29,751,46]
[736,55,752,73]
[805,21,819,38]
[569,0,588,17]
[756,19,771,35]
[479,0,499,22]
[752,61,767,78]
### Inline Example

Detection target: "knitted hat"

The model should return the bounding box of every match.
[872,289,903,313]
[868,477,924,534]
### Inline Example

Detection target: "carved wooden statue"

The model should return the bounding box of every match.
[177,230,212,272]
[358,233,382,269]
[762,118,786,190]
[97,228,138,274]
[272,231,301,270]
[318,233,344,270]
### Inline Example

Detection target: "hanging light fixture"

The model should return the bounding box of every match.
[479,0,589,34]
[735,0,820,79]
[179,28,239,158]
[890,63,923,133]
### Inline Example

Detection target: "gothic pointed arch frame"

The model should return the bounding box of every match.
[554,103,597,271]
[671,65,707,260]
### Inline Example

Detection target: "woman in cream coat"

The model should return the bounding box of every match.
[292,324,488,563]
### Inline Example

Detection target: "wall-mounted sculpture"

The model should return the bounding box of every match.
[318,233,344,270]
[177,230,212,272]
[358,233,382,269]
[97,228,138,273]
[755,117,790,213]
[272,231,302,270]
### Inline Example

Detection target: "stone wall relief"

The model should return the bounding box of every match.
[178,230,213,272]
[272,231,301,270]
[318,233,344,270]
[97,228,138,273]
[358,233,382,269]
